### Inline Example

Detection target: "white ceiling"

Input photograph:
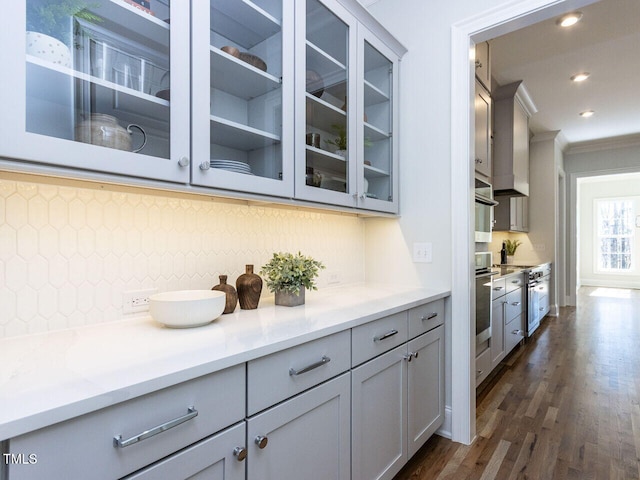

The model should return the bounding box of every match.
[490,0,640,146]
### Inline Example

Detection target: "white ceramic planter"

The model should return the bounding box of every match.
[26,31,72,68]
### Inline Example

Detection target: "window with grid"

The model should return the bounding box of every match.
[596,199,634,271]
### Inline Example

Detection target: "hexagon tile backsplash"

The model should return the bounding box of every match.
[0,178,365,338]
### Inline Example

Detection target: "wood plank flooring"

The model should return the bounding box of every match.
[394,287,640,480]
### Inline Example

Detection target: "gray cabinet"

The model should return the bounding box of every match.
[474,79,492,179]
[494,195,529,232]
[490,274,524,370]
[492,81,537,196]
[474,41,491,92]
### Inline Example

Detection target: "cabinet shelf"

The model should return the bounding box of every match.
[364,80,388,107]
[210,47,280,99]
[87,0,170,50]
[306,41,346,94]
[305,145,348,173]
[211,0,281,50]
[27,56,169,115]
[364,164,390,178]
[364,122,389,142]
[306,94,346,131]
[210,115,280,150]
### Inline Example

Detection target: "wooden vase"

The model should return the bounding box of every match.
[236,265,262,310]
[212,275,238,314]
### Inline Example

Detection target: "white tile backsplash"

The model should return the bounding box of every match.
[0,176,366,338]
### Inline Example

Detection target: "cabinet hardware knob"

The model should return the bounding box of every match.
[404,353,415,362]
[422,312,438,321]
[475,158,483,164]
[511,301,521,306]
[477,369,484,376]
[255,436,268,449]
[360,194,366,200]
[475,59,483,69]
[411,351,419,359]
[493,287,503,291]
[233,446,247,461]
[113,406,198,448]
[199,161,210,171]
[178,156,190,167]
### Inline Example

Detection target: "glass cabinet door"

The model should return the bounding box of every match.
[295,0,357,207]
[0,0,190,182]
[357,29,398,213]
[191,0,294,198]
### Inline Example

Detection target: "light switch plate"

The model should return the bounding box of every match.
[413,242,432,263]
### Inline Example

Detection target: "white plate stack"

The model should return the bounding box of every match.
[210,159,253,175]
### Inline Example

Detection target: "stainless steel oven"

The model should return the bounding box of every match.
[475,178,499,243]
[475,252,496,346]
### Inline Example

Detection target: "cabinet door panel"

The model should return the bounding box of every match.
[191,0,295,197]
[491,298,505,367]
[407,325,444,457]
[474,80,492,179]
[123,422,246,480]
[247,373,351,480]
[352,344,407,480]
[1,0,190,182]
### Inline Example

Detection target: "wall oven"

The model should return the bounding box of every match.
[475,178,499,243]
[475,252,496,346]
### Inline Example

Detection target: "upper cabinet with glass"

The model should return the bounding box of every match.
[0,0,191,182]
[294,0,403,213]
[191,0,294,198]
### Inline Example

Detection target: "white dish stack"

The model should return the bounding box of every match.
[210,159,253,175]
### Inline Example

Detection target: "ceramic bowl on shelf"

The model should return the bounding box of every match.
[221,45,240,58]
[149,290,226,328]
[239,52,267,71]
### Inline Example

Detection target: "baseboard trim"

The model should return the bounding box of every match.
[436,405,453,439]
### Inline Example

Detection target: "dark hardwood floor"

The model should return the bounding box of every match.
[394,287,640,480]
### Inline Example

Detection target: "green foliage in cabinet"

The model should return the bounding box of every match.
[27,0,101,47]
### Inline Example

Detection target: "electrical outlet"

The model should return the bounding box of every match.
[413,242,433,263]
[123,288,157,314]
[327,271,340,285]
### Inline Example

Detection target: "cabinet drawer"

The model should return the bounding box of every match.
[505,314,525,354]
[506,274,525,293]
[9,365,245,480]
[475,346,491,387]
[492,278,507,300]
[247,330,351,416]
[504,288,523,323]
[352,311,408,366]
[408,298,445,339]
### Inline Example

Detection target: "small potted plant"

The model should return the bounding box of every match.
[504,239,522,264]
[325,123,347,157]
[26,0,101,67]
[260,252,325,307]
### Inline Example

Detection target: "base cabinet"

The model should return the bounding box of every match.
[247,373,351,480]
[352,325,444,480]
[123,422,246,480]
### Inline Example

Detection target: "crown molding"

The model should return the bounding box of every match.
[566,133,640,155]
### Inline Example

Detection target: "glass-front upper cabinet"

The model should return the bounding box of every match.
[357,28,399,213]
[294,0,357,208]
[0,0,190,182]
[191,0,294,198]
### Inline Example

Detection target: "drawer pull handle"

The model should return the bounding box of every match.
[477,369,484,377]
[421,312,438,321]
[233,446,247,461]
[289,356,331,376]
[373,329,399,342]
[511,301,521,306]
[493,286,504,291]
[113,406,198,448]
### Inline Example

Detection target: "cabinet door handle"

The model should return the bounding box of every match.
[178,156,190,167]
[512,329,524,335]
[373,329,398,342]
[404,353,413,362]
[410,351,419,359]
[493,286,504,291]
[421,312,438,321]
[199,161,210,171]
[289,355,331,376]
[477,369,484,377]
[511,301,521,306]
[113,406,198,448]
[233,446,247,462]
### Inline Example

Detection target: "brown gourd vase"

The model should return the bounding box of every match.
[236,265,262,310]
[212,275,238,314]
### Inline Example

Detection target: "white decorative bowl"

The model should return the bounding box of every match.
[149,290,226,328]
[26,31,72,68]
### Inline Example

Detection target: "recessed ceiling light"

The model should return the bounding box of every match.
[557,12,583,27]
[571,72,590,82]
[580,110,595,118]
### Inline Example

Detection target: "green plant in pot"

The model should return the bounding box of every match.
[324,123,347,157]
[504,239,522,263]
[26,0,101,67]
[260,252,325,307]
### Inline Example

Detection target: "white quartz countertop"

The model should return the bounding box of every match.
[0,283,449,440]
